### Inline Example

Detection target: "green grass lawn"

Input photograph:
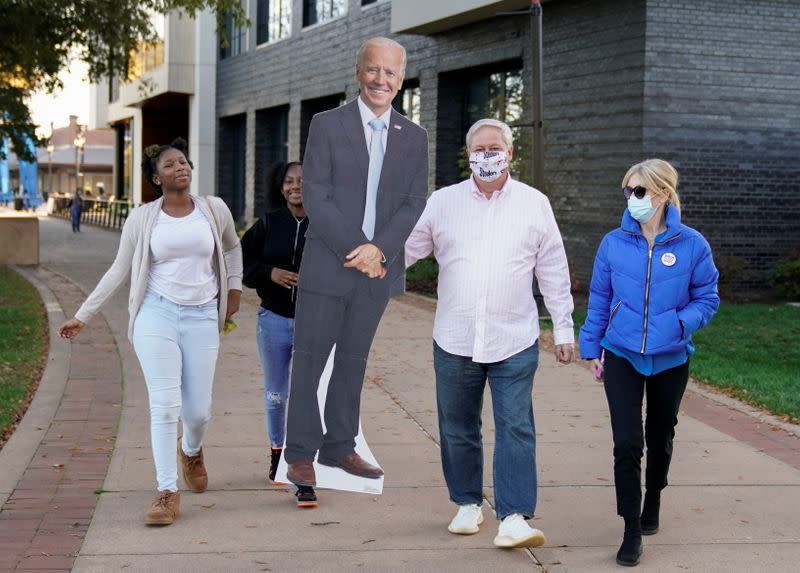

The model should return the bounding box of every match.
[0,266,47,445]
[690,304,800,421]
[562,304,800,421]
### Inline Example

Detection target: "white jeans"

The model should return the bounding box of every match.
[132,292,220,492]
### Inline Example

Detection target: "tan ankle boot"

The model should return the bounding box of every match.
[145,490,180,525]
[178,439,208,493]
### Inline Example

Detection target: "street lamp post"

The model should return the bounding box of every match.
[74,124,86,193]
[46,122,54,198]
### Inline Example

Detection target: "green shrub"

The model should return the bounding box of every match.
[768,253,800,300]
[406,255,439,297]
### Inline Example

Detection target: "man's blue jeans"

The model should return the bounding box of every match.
[256,308,294,447]
[433,340,540,520]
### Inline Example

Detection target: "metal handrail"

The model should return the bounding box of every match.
[49,196,132,231]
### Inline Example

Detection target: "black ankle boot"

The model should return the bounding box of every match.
[616,517,642,567]
[641,492,660,535]
[268,448,283,484]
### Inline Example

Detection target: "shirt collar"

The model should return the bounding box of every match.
[357,95,392,131]
[468,174,514,200]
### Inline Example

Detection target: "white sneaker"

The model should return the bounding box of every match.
[448,503,484,535]
[494,513,546,548]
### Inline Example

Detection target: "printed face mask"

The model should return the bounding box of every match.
[469,151,508,182]
[627,195,658,223]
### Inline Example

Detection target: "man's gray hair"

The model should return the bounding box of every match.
[356,37,407,75]
[466,118,514,149]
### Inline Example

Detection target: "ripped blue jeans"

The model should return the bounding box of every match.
[256,307,294,447]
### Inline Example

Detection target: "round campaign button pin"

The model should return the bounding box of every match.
[661,253,677,267]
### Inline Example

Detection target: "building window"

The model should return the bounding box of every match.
[121,124,132,199]
[257,0,292,45]
[255,105,290,215]
[303,0,346,27]
[394,81,421,125]
[129,41,165,79]
[218,114,247,223]
[300,94,345,158]
[109,75,120,103]
[437,61,530,187]
[467,69,529,183]
[220,6,247,59]
[127,11,165,80]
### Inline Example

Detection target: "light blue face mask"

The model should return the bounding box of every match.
[627,195,657,223]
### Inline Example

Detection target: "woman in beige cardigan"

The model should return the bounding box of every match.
[58,138,243,525]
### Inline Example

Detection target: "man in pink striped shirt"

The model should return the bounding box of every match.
[405,118,575,549]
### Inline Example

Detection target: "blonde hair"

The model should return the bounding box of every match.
[622,159,681,212]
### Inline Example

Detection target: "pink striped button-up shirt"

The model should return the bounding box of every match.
[405,176,574,363]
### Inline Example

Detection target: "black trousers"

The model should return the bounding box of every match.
[283,279,388,464]
[603,352,690,519]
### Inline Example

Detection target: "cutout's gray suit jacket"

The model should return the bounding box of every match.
[298,99,429,299]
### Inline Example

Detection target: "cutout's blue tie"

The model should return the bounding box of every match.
[362,118,385,240]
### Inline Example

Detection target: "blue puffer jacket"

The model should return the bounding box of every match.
[579,205,719,359]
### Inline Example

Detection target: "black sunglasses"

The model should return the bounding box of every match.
[622,186,648,200]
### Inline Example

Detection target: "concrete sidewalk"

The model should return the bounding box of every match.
[3,216,800,572]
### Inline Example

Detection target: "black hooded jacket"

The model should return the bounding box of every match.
[241,206,309,318]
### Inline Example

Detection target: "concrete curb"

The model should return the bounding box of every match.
[0,266,70,506]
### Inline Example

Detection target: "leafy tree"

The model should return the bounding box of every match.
[0,0,247,160]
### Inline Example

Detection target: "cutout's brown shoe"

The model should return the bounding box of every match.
[286,459,316,486]
[317,452,384,479]
[145,490,180,525]
[178,439,208,493]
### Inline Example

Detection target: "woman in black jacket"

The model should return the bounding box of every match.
[241,161,315,506]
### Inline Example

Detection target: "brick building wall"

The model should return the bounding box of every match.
[643,0,800,295]
[216,0,417,222]
[542,0,647,293]
[216,0,799,296]
[215,0,529,218]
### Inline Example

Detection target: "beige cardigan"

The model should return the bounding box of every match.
[75,195,243,341]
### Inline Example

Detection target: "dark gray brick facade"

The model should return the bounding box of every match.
[643,0,800,296]
[542,0,648,293]
[216,0,800,296]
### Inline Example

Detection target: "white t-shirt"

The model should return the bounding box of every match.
[147,208,218,305]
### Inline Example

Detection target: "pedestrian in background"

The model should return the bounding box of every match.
[579,159,719,566]
[241,161,317,507]
[69,188,83,232]
[57,138,243,526]
[406,118,575,550]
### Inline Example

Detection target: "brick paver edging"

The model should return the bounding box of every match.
[0,266,122,572]
[0,269,70,508]
[681,391,800,471]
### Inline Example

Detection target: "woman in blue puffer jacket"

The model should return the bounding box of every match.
[579,159,719,567]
